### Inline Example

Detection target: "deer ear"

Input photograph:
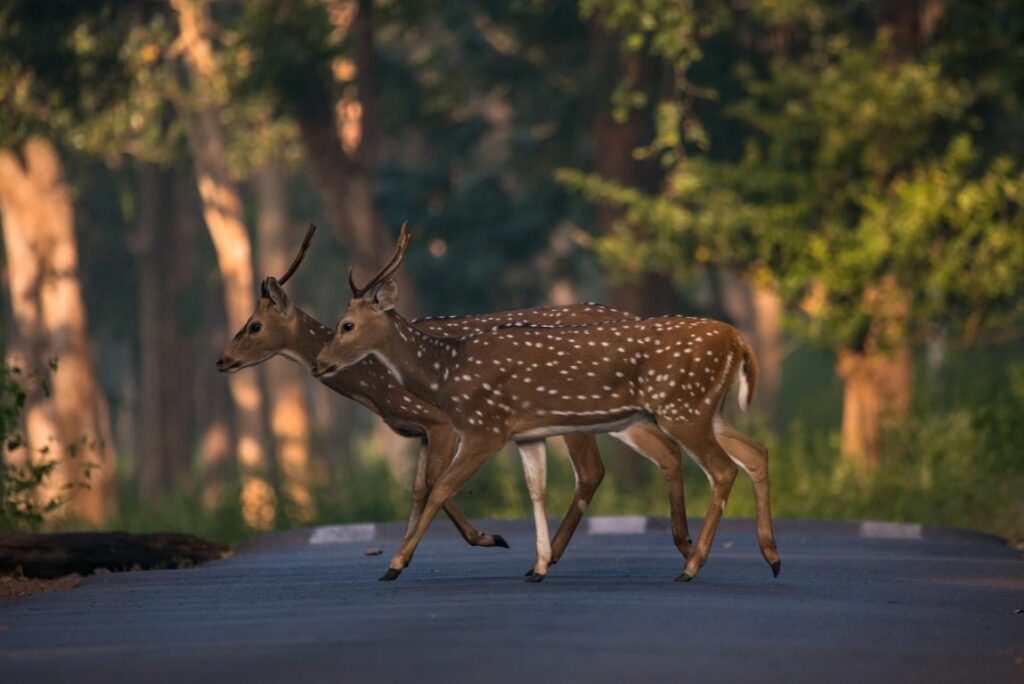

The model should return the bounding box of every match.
[263,277,292,315]
[371,278,398,311]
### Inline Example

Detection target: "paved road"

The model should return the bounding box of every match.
[1,518,1021,683]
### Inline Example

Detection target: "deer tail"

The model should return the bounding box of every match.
[736,332,759,412]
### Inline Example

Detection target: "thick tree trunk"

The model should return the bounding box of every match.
[136,163,164,495]
[0,138,118,524]
[254,163,315,522]
[136,165,195,496]
[589,21,674,483]
[171,0,276,529]
[293,0,419,315]
[590,23,674,318]
[750,284,784,411]
[719,275,784,415]
[835,347,913,470]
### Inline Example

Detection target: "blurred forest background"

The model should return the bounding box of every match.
[0,0,1021,542]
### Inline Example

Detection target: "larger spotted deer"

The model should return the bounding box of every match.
[315,226,780,582]
[218,225,696,570]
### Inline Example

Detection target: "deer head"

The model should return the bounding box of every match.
[313,224,409,378]
[217,224,316,373]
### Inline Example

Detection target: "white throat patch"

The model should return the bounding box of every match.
[371,352,403,384]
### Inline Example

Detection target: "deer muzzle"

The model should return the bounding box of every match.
[215,356,240,373]
[312,359,340,378]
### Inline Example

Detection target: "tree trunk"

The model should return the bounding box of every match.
[835,347,912,470]
[589,21,673,484]
[136,164,195,496]
[171,0,276,529]
[254,163,315,522]
[590,22,674,318]
[719,275,784,416]
[0,138,118,524]
[750,284,784,412]
[292,0,419,315]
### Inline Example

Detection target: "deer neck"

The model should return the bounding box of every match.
[283,307,335,368]
[372,313,459,400]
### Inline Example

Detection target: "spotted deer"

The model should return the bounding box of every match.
[218,225,696,570]
[314,226,779,582]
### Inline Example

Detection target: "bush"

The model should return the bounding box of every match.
[0,362,69,530]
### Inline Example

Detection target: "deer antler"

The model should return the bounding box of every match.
[278,223,317,286]
[349,222,411,297]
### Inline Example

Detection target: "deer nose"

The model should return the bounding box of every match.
[312,360,338,378]
[215,356,233,372]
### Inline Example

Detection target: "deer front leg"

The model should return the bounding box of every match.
[421,427,509,550]
[381,432,507,581]
[547,434,605,569]
[405,440,430,539]
[516,440,551,582]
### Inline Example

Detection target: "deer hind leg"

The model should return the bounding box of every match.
[547,434,605,569]
[713,417,780,576]
[517,440,552,582]
[612,422,693,559]
[423,427,509,550]
[381,431,507,581]
[657,418,738,582]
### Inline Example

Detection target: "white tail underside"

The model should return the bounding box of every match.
[738,360,750,411]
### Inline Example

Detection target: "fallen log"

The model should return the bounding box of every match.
[0,532,231,579]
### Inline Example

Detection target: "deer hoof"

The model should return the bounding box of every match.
[674,571,695,583]
[492,535,510,549]
[524,572,546,583]
[770,560,781,578]
[379,568,402,582]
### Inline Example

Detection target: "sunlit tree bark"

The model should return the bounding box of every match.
[254,163,314,522]
[171,0,276,528]
[0,138,117,523]
[720,273,784,415]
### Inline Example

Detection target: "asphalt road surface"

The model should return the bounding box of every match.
[1,517,1021,683]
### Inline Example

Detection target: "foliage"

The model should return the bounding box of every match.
[0,362,84,531]
[563,0,1024,353]
[1,0,1020,540]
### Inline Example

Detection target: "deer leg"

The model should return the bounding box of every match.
[713,417,780,576]
[405,440,430,540]
[657,419,738,582]
[547,434,605,568]
[516,440,552,582]
[381,432,506,581]
[423,427,508,549]
[612,423,693,559]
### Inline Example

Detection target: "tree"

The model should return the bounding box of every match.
[254,162,314,522]
[0,138,118,522]
[562,0,1024,468]
[170,0,276,527]
[239,0,419,312]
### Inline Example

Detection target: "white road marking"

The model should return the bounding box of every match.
[587,515,647,535]
[859,521,922,540]
[310,523,377,545]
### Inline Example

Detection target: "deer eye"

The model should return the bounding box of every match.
[248,321,262,334]
[341,321,355,332]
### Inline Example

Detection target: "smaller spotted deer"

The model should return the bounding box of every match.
[219,225,696,570]
[315,226,779,582]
